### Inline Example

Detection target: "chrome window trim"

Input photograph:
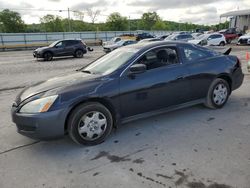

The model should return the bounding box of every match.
[119,45,182,77]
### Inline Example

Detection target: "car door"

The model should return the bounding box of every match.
[53,41,66,56]
[63,40,76,55]
[119,46,191,118]
[179,44,215,100]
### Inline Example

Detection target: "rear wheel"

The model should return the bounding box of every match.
[205,78,230,109]
[74,50,84,58]
[68,102,113,145]
[219,41,225,46]
[43,52,53,61]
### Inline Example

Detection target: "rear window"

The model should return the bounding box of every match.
[182,45,210,62]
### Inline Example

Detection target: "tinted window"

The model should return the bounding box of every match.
[55,41,64,47]
[65,40,79,46]
[182,46,208,61]
[136,47,179,70]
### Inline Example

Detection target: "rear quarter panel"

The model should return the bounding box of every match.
[186,55,234,100]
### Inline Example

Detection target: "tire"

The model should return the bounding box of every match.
[74,50,84,58]
[219,41,225,46]
[43,52,53,61]
[68,102,113,145]
[205,78,230,109]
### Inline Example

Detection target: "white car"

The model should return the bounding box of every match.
[189,33,226,46]
[238,33,250,45]
[102,37,122,46]
[103,40,137,53]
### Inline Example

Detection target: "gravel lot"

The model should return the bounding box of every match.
[0,45,250,188]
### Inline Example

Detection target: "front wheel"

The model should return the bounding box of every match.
[205,78,230,109]
[68,102,113,145]
[43,52,53,61]
[219,41,225,46]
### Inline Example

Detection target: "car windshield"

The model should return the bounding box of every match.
[165,34,176,40]
[116,40,125,45]
[83,48,138,75]
[197,34,208,40]
[49,41,60,47]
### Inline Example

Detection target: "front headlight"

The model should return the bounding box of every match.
[19,95,58,113]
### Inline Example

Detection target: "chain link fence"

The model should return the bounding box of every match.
[0,31,169,50]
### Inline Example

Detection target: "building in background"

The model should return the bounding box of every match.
[220,9,250,33]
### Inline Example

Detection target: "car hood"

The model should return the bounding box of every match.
[17,72,101,103]
[35,46,51,52]
[188,39,202,44]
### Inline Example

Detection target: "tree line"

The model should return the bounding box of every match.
[0,9,229,33]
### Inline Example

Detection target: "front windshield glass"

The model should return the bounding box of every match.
[49,41,59,47]
[197,34,208,40]
[116,40,125,45]
[83,48,138,75]
[165,34,176,40]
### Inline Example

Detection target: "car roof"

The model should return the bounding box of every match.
[123,41,189,51]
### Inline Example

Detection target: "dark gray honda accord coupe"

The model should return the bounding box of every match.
[11,41,244,145]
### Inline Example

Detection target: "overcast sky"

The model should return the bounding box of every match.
[0,0,250,25]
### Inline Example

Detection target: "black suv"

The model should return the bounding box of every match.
[33,39,88,61]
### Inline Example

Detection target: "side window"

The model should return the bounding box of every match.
[55,41,63,47]
[214,35,222,39]
[136,47,179,70]
[183,46,208,62]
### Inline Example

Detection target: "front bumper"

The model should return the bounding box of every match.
[238,38,250,45]
[33,51,43,58]
[11,107,67,140]
[103,48,111,53]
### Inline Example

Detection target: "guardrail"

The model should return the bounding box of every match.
[0,31,168,50]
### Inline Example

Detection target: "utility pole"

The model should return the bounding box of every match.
[128,16,131,32]
[68,8,71,32]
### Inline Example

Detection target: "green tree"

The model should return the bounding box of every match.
[106,12,128,31]
[0,9,26,32]
[40,14,63,32]
[152,20,167,30]
[140,12,160,30]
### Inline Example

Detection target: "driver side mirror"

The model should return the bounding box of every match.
[129,64,146,75]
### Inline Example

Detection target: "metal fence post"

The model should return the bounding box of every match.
[24,34,27,49]
[45,33,48,44]
[0,34,4,51]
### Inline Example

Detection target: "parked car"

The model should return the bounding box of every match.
[191,32,203,39]
[138,38,162,43]
[12,41,244,145]
[189,33,226,46]
[103,40,137,53]
[237,32,250,45]
[156,34,170,40]
[102,37,122,46]
[136,33,155,41]
[165,34,194,42]
[102,35,137,46]
[33,39,90,61]
[219,28,241,44]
